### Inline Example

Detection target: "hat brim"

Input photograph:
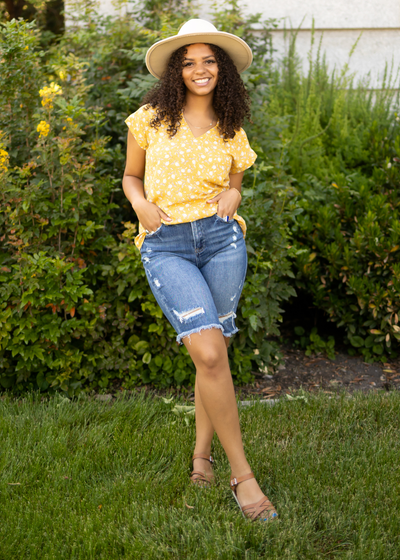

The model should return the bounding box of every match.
[145,31,253,79]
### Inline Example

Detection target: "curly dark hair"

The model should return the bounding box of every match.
[141,44,251,140]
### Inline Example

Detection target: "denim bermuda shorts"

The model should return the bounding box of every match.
[140,215,248,344]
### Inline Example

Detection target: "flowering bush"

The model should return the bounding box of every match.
[39,82,62,108]
[0,4,292,393]
[0,142,8,172]
[2,1,399,395]
[36,120,50,137]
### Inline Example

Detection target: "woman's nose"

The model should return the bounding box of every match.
[194,66,207,75]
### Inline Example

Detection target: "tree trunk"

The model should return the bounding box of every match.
[3,0,28,20]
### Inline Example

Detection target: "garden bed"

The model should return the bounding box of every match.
[103,345,400,403]
[240,345,400,400]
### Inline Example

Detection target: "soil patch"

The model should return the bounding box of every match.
[236,345,400,400]
[107,344,400,402]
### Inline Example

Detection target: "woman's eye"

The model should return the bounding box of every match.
[183,60,215,67]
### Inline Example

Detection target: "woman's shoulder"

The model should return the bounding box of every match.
[223,127,250,146]
[125,104,156,126]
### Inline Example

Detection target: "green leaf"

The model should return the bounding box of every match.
[249,315,258,330]
[36,372,49,391]
[350,336,364,348]
[134,341,148,353]
[142,352,151,364]
[0,376,14,388]
[372,344,384,355]
[364,335,374,348]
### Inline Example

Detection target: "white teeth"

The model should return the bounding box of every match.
[194,78,210,83]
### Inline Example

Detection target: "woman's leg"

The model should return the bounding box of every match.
[184,329,266,508]
[192,373,215,478]
[140,221,262,504]
[192,337,230,478]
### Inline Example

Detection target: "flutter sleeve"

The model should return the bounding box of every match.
[125,105,151,150]
[228,128,257,175]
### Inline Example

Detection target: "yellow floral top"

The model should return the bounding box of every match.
[125,105,257,249]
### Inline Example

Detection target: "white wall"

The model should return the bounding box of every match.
[237,0,400,29]
[66,0,400,87]
[199,0,400,88]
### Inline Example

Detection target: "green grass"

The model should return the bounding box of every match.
[1,391,399,559]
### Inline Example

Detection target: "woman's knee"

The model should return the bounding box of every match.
[196,346,225,371]
[184,329,228,373]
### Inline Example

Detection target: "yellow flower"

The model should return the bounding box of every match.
[37,121,50,138]
[0,147,9,172]
[59,70,67,81]
[24,45,29,50]
[39,82,63,109]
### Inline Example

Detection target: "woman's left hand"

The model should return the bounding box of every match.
[207,188,242,220]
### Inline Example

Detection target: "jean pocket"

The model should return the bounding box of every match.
[145,224,163,237]
[214,214,230,224]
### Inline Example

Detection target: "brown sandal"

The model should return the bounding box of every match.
[230,472,278,521]
[190,453,215,487]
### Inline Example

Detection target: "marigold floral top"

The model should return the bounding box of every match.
[125,105,257,249]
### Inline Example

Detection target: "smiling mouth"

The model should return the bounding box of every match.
[193,78,211,85]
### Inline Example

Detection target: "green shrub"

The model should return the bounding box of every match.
[294,166,400,362]
[293,326,336,360]
[1,3,297,393]
[266,30,400,361]
[6,2,399,394]
[0,17,194,393]
[3,3,400,395]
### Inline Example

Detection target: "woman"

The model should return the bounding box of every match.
[122,19,277,522]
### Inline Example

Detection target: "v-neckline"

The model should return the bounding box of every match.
[182,114,218,140]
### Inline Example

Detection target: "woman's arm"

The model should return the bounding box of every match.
[122,131,171,231]
[206,171,244,220]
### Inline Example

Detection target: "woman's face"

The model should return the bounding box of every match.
[181,43,219,97]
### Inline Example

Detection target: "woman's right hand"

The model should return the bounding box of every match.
[133,199,172,232]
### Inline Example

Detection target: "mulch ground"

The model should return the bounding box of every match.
[235,345,400,400]
[110,344,400,403]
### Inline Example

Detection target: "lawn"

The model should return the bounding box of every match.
[1,390,399,559]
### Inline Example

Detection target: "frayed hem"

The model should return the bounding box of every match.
[177,324,224,345]
[222,327,239,338]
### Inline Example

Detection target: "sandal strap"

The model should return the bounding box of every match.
[190,471,215,486]
[230,472,254,489]
[190,471,214,480]
[241,495,277,521]
[192,453,214,464]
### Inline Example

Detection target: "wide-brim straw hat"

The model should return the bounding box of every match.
[145,19,253,79]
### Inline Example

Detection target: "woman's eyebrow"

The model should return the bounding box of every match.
[183,55,215,61]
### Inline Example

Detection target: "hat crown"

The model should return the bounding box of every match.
[177,19,218,36]
[145,18,252,79]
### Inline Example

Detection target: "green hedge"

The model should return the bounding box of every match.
[263,31,400,360]
[0,3,296,393]
[2,2,399,394]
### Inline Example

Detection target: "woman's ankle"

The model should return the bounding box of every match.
[193,447,212,458]
[230,461,252,478]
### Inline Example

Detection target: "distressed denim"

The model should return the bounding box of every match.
[140,215,247,343]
